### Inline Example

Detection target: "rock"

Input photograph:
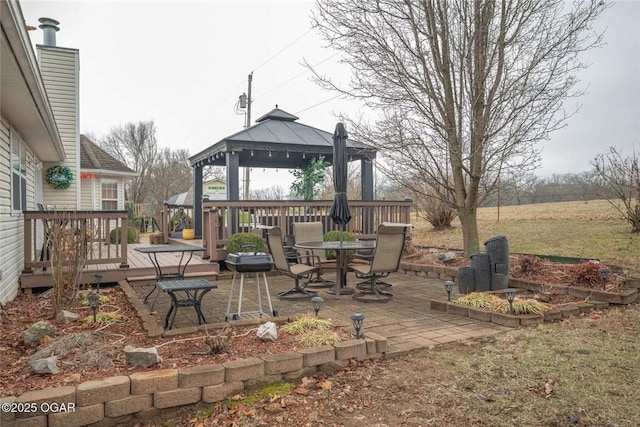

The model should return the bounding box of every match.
[22,321,57,345]
[124,345,162,367]
[30,356,60,374]
[257,321,277,342]
[38,288,53,300]
[438,251,457,262]
[55,310,80,324]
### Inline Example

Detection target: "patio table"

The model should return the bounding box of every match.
[134,244,205,311]
[295,240,375,297]
[155,278,218,330]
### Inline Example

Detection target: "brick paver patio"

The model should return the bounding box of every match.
[132,271,510,357]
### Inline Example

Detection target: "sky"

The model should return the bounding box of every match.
[19,0,640,190]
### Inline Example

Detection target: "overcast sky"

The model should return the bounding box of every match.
[20,0,640,190]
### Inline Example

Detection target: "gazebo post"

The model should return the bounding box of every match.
[361,158,375,235]
[226,150,240,232]
[193,165,203,238]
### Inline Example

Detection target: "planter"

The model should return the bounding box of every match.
[182,228,195,240]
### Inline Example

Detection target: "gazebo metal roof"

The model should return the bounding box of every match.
[189,108,377,169]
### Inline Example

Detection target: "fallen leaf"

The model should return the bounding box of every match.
[319,379,332,390]
[63,373,81,383]
[544,379,555,397]
[294,387,308,395]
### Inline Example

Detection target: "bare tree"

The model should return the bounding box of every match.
[147,148,192,207]
[251,186,286,200]
[592,146,640,232]
[311,0,607,255]
[100,121,159,203]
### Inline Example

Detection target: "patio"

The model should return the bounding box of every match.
[129,270,510,355]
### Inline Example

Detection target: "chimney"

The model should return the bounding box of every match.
[38,17,60,47]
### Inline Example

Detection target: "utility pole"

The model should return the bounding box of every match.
[243,72,253,200]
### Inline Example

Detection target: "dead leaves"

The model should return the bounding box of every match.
[530,378,556,398]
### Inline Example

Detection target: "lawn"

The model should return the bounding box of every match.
[410,199,640,270]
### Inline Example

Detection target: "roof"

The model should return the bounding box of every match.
[189,108,377,169]
[80,134,137,176]
[166,186,194,207]
[1,0,64,161]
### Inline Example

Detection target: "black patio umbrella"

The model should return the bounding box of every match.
[329,122,351,241]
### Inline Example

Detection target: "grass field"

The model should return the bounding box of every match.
[409,199,640,270]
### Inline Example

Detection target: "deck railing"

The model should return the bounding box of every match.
[173,200,413,262]
[22,210,130,273]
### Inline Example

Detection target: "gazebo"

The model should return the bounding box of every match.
[188,108,378,237]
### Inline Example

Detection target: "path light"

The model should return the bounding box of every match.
[94,274,102,293]
[311,296,324,318]
[444,280,454,302]
[599,267,610,290]
[504,288,516,314]
[350,313,365,339]
[88,292,99,323]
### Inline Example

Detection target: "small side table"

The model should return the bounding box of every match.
[156,278,217,330]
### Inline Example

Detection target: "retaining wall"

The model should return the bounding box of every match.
[0,334,387,427]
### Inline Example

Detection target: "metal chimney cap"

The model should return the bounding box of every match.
[38,17,60,47]
[38,17,60,28]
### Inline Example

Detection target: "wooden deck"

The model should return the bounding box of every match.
[20,240,219,289]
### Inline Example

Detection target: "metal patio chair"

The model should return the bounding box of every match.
[348,223,411,303]
[292,221,335,288]
[266,226,319,300]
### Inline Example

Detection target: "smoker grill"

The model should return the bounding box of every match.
[225,252,274,273]
[224,252,277,321]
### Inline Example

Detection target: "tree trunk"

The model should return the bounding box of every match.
[458,208,480,256]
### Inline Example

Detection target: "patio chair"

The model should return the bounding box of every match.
[266,226,319,300]
[348,223,411,303]
[292,221,335,288]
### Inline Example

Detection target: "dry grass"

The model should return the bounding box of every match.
[419,305,640,426]
[411,199,640,270]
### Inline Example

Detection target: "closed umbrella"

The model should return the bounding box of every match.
[329,122,351,234]
[328,123,352,297]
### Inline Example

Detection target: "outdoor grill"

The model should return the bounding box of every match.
[225,252,274,273]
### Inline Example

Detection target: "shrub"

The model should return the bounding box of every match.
[517,255,543,276]
[110,226,139,244]
[323,230,356,259]
[226,232,265,254]
[568,261,606,286]
[454,292,549,315]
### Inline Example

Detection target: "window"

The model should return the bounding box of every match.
[101,179,118,210]
[11,129,27,213]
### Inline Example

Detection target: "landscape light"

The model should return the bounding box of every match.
[504,288,516,314]
[599,267,610,290]
[311,296,324,318]
[444,281,454,302]
[94,274,102,293]
[88,292,99,323]
[350,313,365,339]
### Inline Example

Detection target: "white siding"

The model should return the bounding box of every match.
[80,174,97,209]
[38,47,80,209]
[0,115,38,304]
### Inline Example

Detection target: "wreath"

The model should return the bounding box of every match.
[45,165,73,189]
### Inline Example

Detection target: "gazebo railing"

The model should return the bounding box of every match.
[195,200,413,262]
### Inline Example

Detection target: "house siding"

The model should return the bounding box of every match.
[0,115,38,304]
[38,46,80,209]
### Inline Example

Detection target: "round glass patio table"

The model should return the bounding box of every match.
[295,240,376,297]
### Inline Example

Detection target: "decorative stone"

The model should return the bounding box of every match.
[30,356,60,374]
[22,321,57,345]
[438,251,457,262]
[124,345,161,367]
[55,310,80,324]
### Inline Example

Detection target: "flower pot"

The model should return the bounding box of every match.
[182,228,195,240]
